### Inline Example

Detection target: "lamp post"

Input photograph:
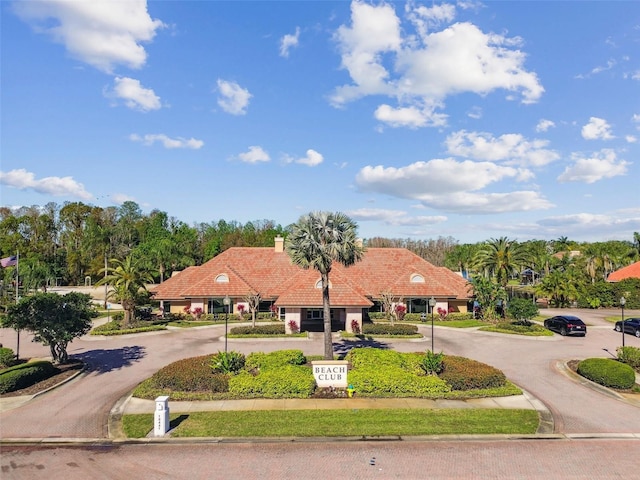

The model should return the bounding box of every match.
[429,296,437,353]
[223,295,230,353]
[620,296,626,348]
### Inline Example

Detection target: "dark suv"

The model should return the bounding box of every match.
[544,315,587,336]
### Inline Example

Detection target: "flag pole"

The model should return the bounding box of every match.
[15,251,20,360]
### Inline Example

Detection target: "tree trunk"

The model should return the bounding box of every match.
[322,272,332,360]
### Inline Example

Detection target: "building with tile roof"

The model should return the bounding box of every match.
[607,260,640,282]
[151,237,472,333]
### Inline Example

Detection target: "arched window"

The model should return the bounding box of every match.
[410,273,425,283]
[315,279,331,289]
[215,274,229,283]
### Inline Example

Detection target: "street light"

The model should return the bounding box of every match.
[223,295,230,353]
[620,296,626,348]
[429,296,437,353]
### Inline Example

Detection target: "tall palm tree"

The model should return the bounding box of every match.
[96,255,154,328]
[286,212,364,359]
[473,237,531,288]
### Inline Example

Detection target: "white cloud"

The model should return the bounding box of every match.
[106,76,162,111]
[217,79,252,115]
[633,114,640,130]
[110,193,137,205]
[280,27,300,58]
[536,119,555,132]
[625,135,637,143]
[445,130,560,167]
[355,158,553,214]
[0,168,92,200]
[405,2,456,40]
[331,2,543,128]
[347,207,447,226]
[374,104,447,128]
[13,0,164,74]
[285,149,324,167]
[557,149,629,183]
[129,133,203,149]
[581,117,614,140]
[238,146,270,164]
[467,106,482,119]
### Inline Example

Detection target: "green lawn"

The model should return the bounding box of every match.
[123,408,539,438]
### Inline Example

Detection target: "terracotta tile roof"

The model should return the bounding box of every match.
[152,246,471,306]
[607,260,640,282]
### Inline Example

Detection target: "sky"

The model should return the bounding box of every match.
[1,0,639,244]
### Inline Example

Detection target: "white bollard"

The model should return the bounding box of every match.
[154,396,170,436]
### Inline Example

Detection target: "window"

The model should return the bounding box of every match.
[279,307,286,321]
[410,273,425,283]
[215,274,229,283]
[306,308,323,320]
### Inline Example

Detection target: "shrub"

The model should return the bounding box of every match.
[439,356,506,390]
[362,323,418,336]
[230,324,286,335]
[287,320,299,333]
[577,358,636,389]
[228,366,315,398]
[346,347,408,369]
[211,351,245,374]
[348,366,451,397]
[351,319,361,334]
[0,361,58,394]
[150,355,228,392]
[420,351,444,375]
[245,350,306,371]
[0,347,16,368]
[617,346,640,371]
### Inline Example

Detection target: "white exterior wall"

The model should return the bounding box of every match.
[345,308,363,333]
[284,308,302,334]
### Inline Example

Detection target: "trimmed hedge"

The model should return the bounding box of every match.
[0,361,59,394]
[0,347,16,368]
[229,324,285,335]
[362,323,419,335]
[228,366,315,398]
[149,355,228,393]
[348,366,451,397]
[245,350,306,371]
[440,355,507,391]
[577,358,636,389]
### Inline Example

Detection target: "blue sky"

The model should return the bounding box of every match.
[1,1,639,244]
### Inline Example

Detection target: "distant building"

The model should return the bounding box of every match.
[607,260,640,282]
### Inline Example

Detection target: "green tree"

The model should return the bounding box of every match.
[3,292,96,363]
[473,237,531,288]
[507,297,539,325]
[470,275,507,322]
[96,255,154,328]
[535,270,579,307]
[286,212,364,359]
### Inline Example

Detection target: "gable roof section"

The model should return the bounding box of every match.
[607,260,640,282]
[152,246,471,305]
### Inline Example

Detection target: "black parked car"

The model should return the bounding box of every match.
[543,315,587,336]
[614,317,640,338]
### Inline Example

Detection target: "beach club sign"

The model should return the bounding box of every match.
[311,360,348,388]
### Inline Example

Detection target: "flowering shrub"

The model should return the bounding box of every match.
[351,319,361,334]
[287,320,299,334]
[192,307,203,320]
[394,304,406,322]
[237,304,246,318]
[437,307,454,320]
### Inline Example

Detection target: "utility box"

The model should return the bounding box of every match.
[154,396,170,437]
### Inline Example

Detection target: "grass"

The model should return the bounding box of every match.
[122,408,539,438]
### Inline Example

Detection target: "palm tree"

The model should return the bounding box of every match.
[96,255,154,328]
[473,237,531,288]
[286,212,364,359]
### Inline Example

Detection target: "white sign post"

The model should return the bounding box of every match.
[154,396,170,436]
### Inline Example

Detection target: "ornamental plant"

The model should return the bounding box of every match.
[351,319,361,334]
[288,320,299,334]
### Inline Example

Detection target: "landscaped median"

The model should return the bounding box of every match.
[121,347,539,439]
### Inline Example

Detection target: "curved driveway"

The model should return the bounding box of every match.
[1,308,639,440]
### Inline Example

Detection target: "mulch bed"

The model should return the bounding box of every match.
[0,360,84,397]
